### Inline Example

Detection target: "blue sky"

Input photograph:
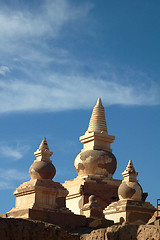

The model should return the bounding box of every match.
[0,0,160,213]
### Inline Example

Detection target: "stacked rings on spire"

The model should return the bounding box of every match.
[88,98,108,133]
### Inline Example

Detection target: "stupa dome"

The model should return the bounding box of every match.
[118,160,142,201]
[74,149,117,177]
[29,138,56,180]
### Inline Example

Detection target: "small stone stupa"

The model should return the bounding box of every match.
[63,98,121,216]
[104,160,155,224]
[2,138,86,228]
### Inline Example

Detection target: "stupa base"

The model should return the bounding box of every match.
[104,199,155,225]
[63,175,121,215]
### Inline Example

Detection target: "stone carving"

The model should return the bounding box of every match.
[81,195,104,219]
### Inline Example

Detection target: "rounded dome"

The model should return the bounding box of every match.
[29,161,56,180]
[118,181,142,201]
[74,149,117,177]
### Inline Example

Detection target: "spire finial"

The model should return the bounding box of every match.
[88,98,108,133]
[96,97,102,106]
[29,138,55,180]
[122,160,138,181]
[126,160,136,173]
[34,137,53,161]
[39,137,50,151]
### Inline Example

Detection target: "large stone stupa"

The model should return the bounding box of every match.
[63,98,121,216]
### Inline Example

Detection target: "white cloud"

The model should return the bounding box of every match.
[0,144,30,161]
[0,168,29,190]
[0,168,28,181]
[0,1,159,113]
[0,0,94,87]
[0,73,159,114]
[0,181,14,190]
[0,66,10,76]
[0,1,93,54]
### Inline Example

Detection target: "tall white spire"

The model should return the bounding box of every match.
[79,98,115,152]
[88,98,108,133]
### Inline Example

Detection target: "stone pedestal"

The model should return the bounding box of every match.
[11,179,68,212]
[104,199,155,225]
[63,175,121,215]
[81,195,104,218]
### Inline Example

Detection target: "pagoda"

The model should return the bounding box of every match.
[63,98,121,216]
[1,138,86,228]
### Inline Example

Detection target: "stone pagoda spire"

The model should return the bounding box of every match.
[80,98,115,153]
[74,98,117,178]
[88,98,108,133]
[122,160,138,182]
[39,137,50,151]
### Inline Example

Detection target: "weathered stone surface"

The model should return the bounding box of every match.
[0,217,79,240]
[1,217,160,240]
[137,225,160,240]
[75,150,117,177]
[86,218,114,229]
[64,176,121,215]
[80,224,160,240]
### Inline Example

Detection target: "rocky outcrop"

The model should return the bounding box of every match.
[1,217,160,240]
[80,224,160,240]
[0,217,79,240]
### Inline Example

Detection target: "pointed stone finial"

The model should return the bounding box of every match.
[29,138,56,180]
[88,98,108,133]
[39,137,50,151]
[126,160,136,173]
[96,97,103,106]
[122,160,138,181]
[34,137,53,161]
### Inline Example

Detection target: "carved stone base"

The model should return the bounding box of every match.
[63,175,121,215]
[104,199,155,225]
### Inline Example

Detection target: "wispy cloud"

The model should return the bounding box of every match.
[0,66,10,76]
[0,168,29,190]
[0,143,30,161]
[0,181,14,190]
[0,168,28,181]
[0,72,159,114]
[0,0,92,40]
[0,0,159,114]
[0,0,93,60]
